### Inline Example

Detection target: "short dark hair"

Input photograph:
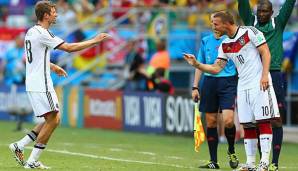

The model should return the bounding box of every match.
[35,1,56,21]
[258,0,273,11]
[213,11,235,25]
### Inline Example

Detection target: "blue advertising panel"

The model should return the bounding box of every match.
[123,91,165,134]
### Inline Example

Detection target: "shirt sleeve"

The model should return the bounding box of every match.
[276,0,296,29]
[248,27,266,48]
[217,43,228,61]
[197,39,205,63]
[40,30,64,49]
[237,0,255,26]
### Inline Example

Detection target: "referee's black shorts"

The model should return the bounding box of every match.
[199,75,237,113]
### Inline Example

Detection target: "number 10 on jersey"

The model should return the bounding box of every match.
[236,54,244,64]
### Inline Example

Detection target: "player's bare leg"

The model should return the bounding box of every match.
[233,110,243,141]
[35,112,60,144]
[222,109,239,169]
[9,123,45,166]
[199,113,220,169]
[24,111,60,169]
[218,113,226,143]
[32,123,45,134]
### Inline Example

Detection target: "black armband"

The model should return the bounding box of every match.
[192,87,199,91]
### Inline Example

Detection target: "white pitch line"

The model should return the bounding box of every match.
[3,144,298,170]
[109,148,124,152]
[25,147,196,170]
[51,143,180,159]
[279,166,298,169]
[167,156,183,160]
[136,151,156,156]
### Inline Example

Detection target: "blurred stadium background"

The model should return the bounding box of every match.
[0,0,298,170]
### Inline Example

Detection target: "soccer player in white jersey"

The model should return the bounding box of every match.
[184,11,279,171]
[9,1,111,169]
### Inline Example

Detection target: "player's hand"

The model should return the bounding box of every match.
[192,89,200,102]
[95,33,112,43]
[53,65,68,77]
[183,53,197,66]
[260,74,269,91]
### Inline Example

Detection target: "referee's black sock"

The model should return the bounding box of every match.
[225,125,236,154]
[207,127,218,163]
[272,126,283,166]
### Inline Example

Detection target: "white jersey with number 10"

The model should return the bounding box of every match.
[217,26,267,91]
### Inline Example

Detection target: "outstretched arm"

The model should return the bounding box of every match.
[276,0,297,28]
[183,53,226,74]
[237,0,255,25]
[57,33,111,53]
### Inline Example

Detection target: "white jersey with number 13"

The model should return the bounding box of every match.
[25,25,64,92]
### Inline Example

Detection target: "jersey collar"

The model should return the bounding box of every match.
[229,26,240,39]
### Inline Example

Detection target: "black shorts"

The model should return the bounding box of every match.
[199,75,237,113]
[270,71,287,117]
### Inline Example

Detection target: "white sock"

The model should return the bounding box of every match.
[244,138,257,166]
[17,131,38,148]
[17,136,33,148]
[27,144,46,163]
[259,134,272,165]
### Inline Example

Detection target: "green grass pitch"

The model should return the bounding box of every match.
[1,121,298,171]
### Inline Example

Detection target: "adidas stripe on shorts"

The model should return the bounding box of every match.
[27,91,59,117]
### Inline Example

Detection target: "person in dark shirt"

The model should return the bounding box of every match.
[124,40,149,91]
